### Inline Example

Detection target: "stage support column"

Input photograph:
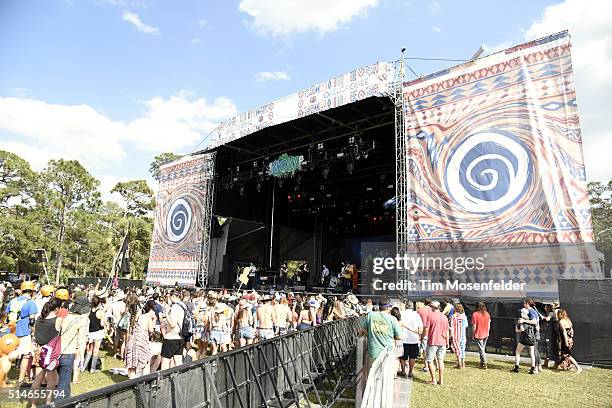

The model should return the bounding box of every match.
[269,179,276,269]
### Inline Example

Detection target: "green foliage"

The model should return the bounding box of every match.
[0,152,156,283]
[149,152,182,180]
[0,150,35,206]
[588,180,612,272]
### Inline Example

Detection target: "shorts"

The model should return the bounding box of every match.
[258,328,275,341]
[400,343,420,360]
[209,329,225,345]
[277,327,288,336]
[425,345,446,363]
[88,330,105,343]
[161,338,185,358]
[239,326,255,340]
[14,335,33,357]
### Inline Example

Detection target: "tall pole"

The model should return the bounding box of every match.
[268,179,276,269]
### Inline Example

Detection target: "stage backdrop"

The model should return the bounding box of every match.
[399,31,601,298]
[147,154,215,287]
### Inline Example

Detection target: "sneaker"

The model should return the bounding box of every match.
[511,365,519,373]
[421,367,429,372]
[529,367,535,375]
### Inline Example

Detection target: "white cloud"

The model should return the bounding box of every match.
[254,71,291,82]
[122,11,159,34]
[431,25,441,33]
[0,97,126,168]
[124,90,238,152]
[191,38,202,44]
[238,0,379,36]
[523,0,612,181]
[0,91,237,171]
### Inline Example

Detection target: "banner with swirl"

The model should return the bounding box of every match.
[146,154,215,287]
[401,31,601,298]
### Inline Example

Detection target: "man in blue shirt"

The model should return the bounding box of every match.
[6,281,38,384]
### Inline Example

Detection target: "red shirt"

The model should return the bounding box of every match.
[471,311,491,339]
[417,307,432,328]
[426,310,449,346]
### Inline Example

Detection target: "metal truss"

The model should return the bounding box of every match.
[198,151,217,288]
[390,54,409,282]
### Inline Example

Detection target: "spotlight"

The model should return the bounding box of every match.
[256,181,262,193]
[239,185,245,196]
[252,161,257,168]
[346,161,354,175]
[317,142,324,151]
[348,136,355,144]
[322,166,330,180]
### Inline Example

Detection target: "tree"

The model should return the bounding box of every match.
[38,159,101,284]
[111,180,155,216]
[149,152,182,180]
[110,180,155,279]
[0,150,35,207]
[588,180,612,274]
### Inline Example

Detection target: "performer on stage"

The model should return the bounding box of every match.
[247,263,257,290]
[341,262,352,292]
[320,265,330,286]
[299,260,310,290]
[279,262,288,289]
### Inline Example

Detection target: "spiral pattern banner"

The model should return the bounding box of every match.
[147,154,215,287]
[400,31,601,297]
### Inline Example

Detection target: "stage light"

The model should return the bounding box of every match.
[236,166,240,172]
[349,136,355,144]
[297,194,302,199]
[287,194,292,200]
[326,193,331,198]
[322,166,330,179]
[256,181,262,192]
[317,143,324,150]
[387,184,394,189]
[239,185,245,196]
[363,152,369,159]
[252,161,257,168]
[366,187,373,191]
[347,161,354,175]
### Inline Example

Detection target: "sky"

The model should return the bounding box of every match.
[0,0,610,202]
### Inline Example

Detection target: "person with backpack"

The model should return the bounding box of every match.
[6,280,38,385]
[160,290,185,370]
[511,299,538,374]
[31,298,64,406]
[56,294,90,399]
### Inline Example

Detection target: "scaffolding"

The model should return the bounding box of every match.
[198,151,216,288]
[391,52,409,282]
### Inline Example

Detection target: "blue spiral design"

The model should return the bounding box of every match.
[166,198,192,242]
[445,131,532,214]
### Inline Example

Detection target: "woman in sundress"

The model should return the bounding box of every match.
[557,309,582,373]
[124,299,155,378]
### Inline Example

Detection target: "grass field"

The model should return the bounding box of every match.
[2,351,611,407]
[410,355,612,408]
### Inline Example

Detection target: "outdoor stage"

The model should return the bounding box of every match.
[146,30,603,300]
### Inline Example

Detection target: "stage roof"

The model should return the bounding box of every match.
[206,61,395,150]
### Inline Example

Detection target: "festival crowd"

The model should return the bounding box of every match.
[0,280,581,405]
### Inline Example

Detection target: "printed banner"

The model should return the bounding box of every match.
[397,31,601,298]
[147,154,215,287]
[208,62,394,148]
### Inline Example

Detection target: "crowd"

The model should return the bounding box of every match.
[359,297,582,387]
[0,280,582,404]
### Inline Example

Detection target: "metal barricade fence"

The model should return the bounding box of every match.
[46,317,364,408]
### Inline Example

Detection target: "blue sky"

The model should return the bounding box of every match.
[0,0,610,201]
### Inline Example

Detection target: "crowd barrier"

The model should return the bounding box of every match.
[46,317,363,408]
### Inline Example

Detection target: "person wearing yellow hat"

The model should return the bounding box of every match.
[6,280,38,384]
[55,288,70,302]
[34,285,56,320]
